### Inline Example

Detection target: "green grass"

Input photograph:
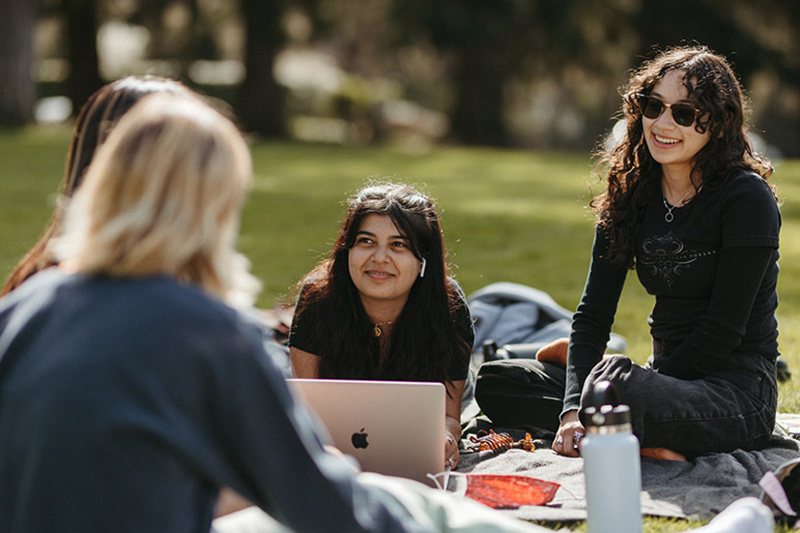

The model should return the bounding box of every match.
[2,128,799,531]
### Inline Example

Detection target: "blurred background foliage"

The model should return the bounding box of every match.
[0,0,798,156]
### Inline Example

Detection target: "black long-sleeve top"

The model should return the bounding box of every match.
[564,170,780,413]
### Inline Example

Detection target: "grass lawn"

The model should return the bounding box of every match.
[2,127,799,531]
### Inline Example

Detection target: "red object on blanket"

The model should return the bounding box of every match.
[464,474,560,509]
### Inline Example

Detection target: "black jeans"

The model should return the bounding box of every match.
[475,352,777,457]
[475,359,564,436]
[584,353,777,456]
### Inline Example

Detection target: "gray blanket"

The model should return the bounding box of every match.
[453,432,800,522]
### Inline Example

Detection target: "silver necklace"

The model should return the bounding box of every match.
[662,190,696,223]
[662,196,678,223]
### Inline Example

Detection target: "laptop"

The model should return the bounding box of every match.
[287,378,446,486]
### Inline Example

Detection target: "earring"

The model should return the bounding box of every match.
[420,258,427,278]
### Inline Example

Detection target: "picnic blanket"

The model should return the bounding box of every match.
[453,419,800,522]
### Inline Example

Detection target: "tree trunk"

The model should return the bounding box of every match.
[64,0,102,115]
[450,44,509,146]
[0,0,36,126]
[238,0,287,137]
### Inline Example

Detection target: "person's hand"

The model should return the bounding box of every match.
[324,444,360,473]
[552,409,584,457]
[445,431,460,469]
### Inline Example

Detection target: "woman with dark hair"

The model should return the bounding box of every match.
[555,44,780,458]
[289,182,473,468]
[478,45,780,460]
[1,75,191,295]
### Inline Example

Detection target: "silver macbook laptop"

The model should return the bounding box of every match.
[287,378,446,486]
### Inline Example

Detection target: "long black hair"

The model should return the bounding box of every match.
[293,182,471,386]
[594,45,774,267]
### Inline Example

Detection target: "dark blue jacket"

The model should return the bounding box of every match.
[0,271,426,533]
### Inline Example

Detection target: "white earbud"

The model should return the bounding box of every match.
[420,258,427,278]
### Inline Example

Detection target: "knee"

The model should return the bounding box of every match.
[587,354,634,383]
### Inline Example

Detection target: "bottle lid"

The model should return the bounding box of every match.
[584,403,632,427]
[584,380,631,428]
[591,380,618,408]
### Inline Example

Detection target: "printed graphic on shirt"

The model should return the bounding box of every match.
[640,232,717,288]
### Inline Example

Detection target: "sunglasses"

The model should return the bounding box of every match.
[635,94,700,128]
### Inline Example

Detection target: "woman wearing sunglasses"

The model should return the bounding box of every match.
[546,44,781,459]
[478,45,780,459]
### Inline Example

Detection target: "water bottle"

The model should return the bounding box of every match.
[581,380,642,533]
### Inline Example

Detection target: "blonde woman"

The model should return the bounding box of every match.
[0,94,549,533]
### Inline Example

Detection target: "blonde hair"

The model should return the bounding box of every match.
[52,93,260,307]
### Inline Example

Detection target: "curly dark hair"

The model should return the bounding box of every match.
[293,182,471,387]
[593,45,774,267]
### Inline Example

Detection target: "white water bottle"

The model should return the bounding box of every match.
[581,380,642,533]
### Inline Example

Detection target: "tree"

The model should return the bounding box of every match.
[132,0,220,77]
[396,0,634,148]
[62,0,103,114]
[237,0,288,137]
[0,0,36,126]
[395,0,534,146]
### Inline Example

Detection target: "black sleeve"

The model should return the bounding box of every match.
[564,226,628,413]
[719,173,780,249]
[287,287,322,355]
[450,283,474,381]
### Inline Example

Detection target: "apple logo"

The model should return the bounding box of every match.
[351,428,369,449]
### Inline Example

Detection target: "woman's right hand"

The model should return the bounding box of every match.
[552,409,585,457]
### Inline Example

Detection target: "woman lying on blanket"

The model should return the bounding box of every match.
[1,75,192,296]
[289,183,473,468]
[478,45,780,460]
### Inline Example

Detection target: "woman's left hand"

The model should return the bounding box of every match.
[445,431,460,469]
[552,409,584,457]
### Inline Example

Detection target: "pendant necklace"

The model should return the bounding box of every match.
[662,189,697,223]
[662,196,678,223]
[372,320,394,338]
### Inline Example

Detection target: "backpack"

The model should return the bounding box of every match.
[467,282,627,360]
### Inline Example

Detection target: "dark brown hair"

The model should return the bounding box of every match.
[593,45,774,267]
